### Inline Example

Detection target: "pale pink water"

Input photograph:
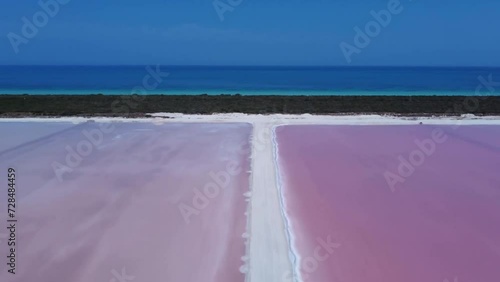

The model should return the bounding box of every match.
[0,122,251,282]
[276,125,500,282]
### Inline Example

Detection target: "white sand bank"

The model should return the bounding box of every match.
[3,113,500,125]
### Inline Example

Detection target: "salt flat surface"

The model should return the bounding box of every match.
[0,122,251,282]
[0,122,77,152]
[275,124,500,282]
[2,114,500,282]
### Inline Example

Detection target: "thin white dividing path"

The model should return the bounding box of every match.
[247,121,294,282]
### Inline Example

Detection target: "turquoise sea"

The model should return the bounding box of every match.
[0,66,499,96]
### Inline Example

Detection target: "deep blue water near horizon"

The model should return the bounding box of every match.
[0,66,499,95]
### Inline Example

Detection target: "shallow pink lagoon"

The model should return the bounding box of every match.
[0,122,251,282]
[276,125,500,282]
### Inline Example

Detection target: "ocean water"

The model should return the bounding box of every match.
[0,66,499,95]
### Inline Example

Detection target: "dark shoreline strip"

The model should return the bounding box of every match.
[1,95,499,117]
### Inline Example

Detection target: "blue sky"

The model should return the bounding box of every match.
[1,0,499,66]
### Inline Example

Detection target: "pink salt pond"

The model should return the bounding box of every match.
[275,125,500,282]
[0,122,251,282]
